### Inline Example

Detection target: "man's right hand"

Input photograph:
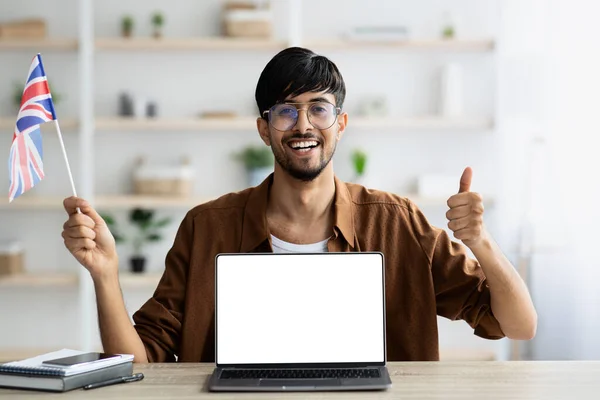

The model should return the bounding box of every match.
[62,196,119,281]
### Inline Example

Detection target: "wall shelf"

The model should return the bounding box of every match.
[95,37,287,51]
[0,273,77,288]
[95,116,492,132]
[408,194,495,208]
[0,194,494,210]
[95,195,214,209]
[304,39,495,52]
[0,195,214,210]
[95,117,257,131]
[0,118,78,131]
[351,116,493,130]
[0,38,78,51]
[0,272,162,289]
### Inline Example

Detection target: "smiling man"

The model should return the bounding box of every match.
[61,47,537,363]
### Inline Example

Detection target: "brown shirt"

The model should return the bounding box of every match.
[132,175,504,362]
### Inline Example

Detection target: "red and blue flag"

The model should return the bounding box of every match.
[8,54,57,202]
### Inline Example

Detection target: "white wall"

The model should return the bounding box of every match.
[0,0,516,359]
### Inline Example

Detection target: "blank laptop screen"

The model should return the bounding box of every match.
[216,253,385,365]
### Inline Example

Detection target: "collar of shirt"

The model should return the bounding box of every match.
[239,174,356,252]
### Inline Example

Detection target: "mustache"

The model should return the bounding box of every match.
[286,133,320,142]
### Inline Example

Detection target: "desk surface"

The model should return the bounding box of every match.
[1,361,599,399]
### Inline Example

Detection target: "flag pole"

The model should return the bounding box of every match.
[53,119,78,197]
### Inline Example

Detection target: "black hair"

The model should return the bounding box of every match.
[255,47,346,118]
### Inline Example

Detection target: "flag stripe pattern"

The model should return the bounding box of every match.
[8,54,56,202]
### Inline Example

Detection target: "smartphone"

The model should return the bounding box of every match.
[42,352,120,367]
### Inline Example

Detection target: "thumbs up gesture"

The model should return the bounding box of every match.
[446,167,486,248]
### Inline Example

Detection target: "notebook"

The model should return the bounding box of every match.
[0,349,134,376]
[208,252,392,392]
[0,349,134,392]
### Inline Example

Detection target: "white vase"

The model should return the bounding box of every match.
[247,167,272,187]
[439,63,463,117]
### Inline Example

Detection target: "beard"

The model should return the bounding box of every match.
[270,133,337,182]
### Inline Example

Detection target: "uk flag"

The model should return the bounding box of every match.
[8,54,57,202]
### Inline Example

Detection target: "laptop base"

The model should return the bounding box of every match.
[208,366,392,392]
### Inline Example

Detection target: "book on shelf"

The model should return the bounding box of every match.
[0,348,134,392]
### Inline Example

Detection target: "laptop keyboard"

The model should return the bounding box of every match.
[220,368,381,380]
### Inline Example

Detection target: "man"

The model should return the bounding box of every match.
[62,47,537,363]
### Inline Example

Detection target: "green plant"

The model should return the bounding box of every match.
[234,146,274,170]
[442,26,455,39]
[151,12,164,27]
[13,81,62,109]
[351,149,367,177]
[129,208,171,256]
[101,209,171,256]
[122,15,134,36]
[102,213,125,244]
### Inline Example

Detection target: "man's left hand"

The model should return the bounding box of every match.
[446,167,487,248]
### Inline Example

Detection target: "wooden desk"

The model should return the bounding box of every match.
[1,361,599,399]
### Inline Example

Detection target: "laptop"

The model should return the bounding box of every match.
[208,252,392,392]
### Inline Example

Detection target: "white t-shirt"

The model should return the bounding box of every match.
[270,234,329,253]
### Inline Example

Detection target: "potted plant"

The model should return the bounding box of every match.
[351,149,368,185]
[234,145,274,187]
[13,81,62,111]
[151,11,165,38]
[121,15,134,38]
[102,208,171,273]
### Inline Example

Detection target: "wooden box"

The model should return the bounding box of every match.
[133,158,194,197]
[0,242,24,276]
[0,19,46,39]
[223,9,272,38]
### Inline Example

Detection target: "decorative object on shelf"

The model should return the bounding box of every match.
[360,95,389,117]
[0,19,46,39]
[151,11,165,39]
[439,63,464,117]
[13,80,62,112]
[133,156,194,197]
[118,92,134,117]
[441,11,456,39]
[344,26,409,42]
[222,0,272,38]
[146,101,158,118]
[121,15,134,38]
[129,208,171,273]
[350,149,368,185]
[102,209,171,273]
[134,95,148,118]
[234,145,273,187]
[0,241,24,276]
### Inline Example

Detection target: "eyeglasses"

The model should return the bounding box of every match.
[262,101,341,131]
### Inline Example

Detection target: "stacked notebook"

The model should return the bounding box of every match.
[0,349,134,392]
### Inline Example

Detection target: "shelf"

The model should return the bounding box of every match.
[304,38,495,52]
[1,194,495,211]
[95,195,214,209]
[0,117,78,131]
[351,116,493,130]
[0,273,77,287]
[95,37,287,51]
[95,117,257,131]
[407,194,495,208]
[0,38,78,51]
[0,195,215,210]
[94,37,494,52]
[119,272,162,288]
[0,272,162,289]
[95,116,492,132]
